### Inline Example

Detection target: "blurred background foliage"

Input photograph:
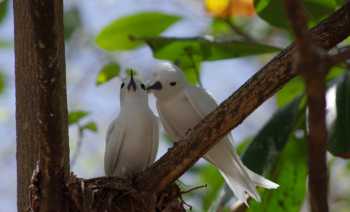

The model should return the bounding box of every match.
[1,0,350,211]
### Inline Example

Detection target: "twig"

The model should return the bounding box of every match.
[70,125,84,168]
[224,18,255,42]
[136,2,350,194]
[284,1,329,212]
[181,184,207,194]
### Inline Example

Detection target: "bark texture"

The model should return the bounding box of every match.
[14,1,70,212]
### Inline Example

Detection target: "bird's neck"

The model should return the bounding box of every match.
[120,98,150,112]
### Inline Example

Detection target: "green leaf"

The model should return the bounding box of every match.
[68,111,89,125]
[328,72,350,158]
[277,67,344,108]
[82,121,98,133]
[326,66,346,83]
[0,71,5,94]
[242,96,302,174]
[0,0,8,24]
[254,0,337,29]
[199,164,224,211]
[96,12,180,51]
[276,77,304,108]
[335,0,346,6]
[145,37,281,62]
[64,7,82,40]
[210,19,232,36]
[146,36,280,86]
[247,137,308,212]
[174,52,202,85]
[96,63,120,86]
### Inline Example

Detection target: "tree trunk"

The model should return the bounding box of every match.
[14,1,70,212]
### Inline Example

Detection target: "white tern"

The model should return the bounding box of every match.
[147,62,278,204]
[104,73,159,178]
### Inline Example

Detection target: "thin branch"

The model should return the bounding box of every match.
[180,184,207,194]
[136,2,350,194]
[70,125,84,168]
[224,18,255,42]
[284,0,329,212]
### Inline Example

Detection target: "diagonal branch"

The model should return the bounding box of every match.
[136,2,350,193]
[329,46,350,65]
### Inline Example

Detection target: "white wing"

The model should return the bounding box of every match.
[184,86,218,116]
[104,118,126,176]
[156,102,182,142]
[147,115,159,165]
[184,86,261,202]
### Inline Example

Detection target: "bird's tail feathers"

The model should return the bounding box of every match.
[220,170,261,206]
[245,167,279,189]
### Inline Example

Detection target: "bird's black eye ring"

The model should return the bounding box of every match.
[170,81,176,86]
[121,82,125,88]
[140,83,146,90]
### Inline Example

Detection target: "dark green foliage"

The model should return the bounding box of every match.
[198,164,224,210]
[0,71,5,94]
[276,77,304,108]
[145,36,280,85]
[64,7,82,40]
[145,37,281,61]
[0,0,8,24]
[254,0,337,29]
[242,97,303,174]
[329,72,350,158]
[247,137,308,212]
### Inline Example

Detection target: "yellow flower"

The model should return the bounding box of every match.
[205,0,255,17]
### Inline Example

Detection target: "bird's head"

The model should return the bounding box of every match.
[120,70,148,105]
[147,62,187,100]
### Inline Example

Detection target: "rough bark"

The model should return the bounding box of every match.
[14,1,70,212]
[136,2,350,193]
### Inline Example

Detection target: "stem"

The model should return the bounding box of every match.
[70,125,84,168]
[284,0,329,211]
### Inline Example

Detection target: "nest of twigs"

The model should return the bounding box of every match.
[66,173,186,212]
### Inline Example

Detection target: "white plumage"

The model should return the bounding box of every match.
[104,75,159,178]
[147,62,278,204]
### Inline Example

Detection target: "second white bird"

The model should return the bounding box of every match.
[147,62,279,205]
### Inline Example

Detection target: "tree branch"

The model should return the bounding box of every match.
[284,1,334,211]
[135,2,350,194]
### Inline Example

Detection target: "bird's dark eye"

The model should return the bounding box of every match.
[170,81,176,86]
[121,82,125,88]
[140,83,146,90]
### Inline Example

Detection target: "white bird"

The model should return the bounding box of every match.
[104,73,159,178]
[147,62,278,204]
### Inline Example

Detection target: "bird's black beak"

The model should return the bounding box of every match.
[147,81,162,91]
[127,72,137,91]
